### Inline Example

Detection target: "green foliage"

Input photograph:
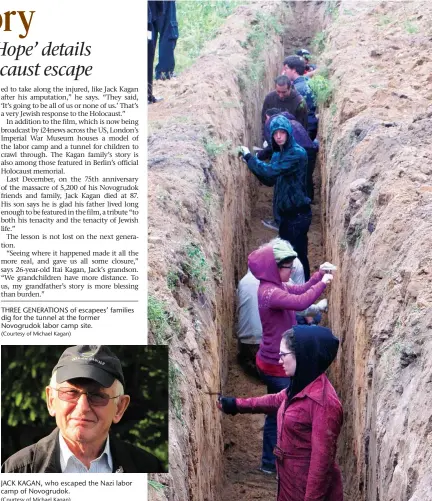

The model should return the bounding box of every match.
[202,136,230,159]
[167,270,180,291]
[238,12,283,91]
[149,480,167,492]
[173,1,241,74]
[325,1,339,19]
[169,362,183,421]
[148,295,171,344]
[404,21,419,34]
[202,188,212,209]
[378,15,392,26]
[308,75,333,106]
[182,243,209,294]
[1,346,168,469]
[312,31,326,54]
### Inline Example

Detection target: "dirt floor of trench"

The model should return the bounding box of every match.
[221,172,326,500]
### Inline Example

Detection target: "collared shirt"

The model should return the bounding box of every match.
[59,434,113,473]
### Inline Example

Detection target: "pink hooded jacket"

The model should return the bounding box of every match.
[248,245,326,365]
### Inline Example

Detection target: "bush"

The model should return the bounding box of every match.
[308,75,333,106]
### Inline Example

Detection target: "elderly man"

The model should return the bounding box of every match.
[2,345,164,473]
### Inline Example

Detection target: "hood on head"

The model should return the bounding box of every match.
[247,245,281,286]
[270,115,294,151]
[290,325,339,398]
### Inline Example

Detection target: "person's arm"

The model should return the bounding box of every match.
[236,389,286,414]
[268,280,326,311]
[283,270,325,295]
[244,154,278,185]
[296,304,320,316]
[219,390,285,416]
[304,398,343,501]
[256,145,273,163]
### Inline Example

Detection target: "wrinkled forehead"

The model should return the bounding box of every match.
[60,378,106,392]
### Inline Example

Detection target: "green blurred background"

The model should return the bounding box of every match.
[1,345,168,471]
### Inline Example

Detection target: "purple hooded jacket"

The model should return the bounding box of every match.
[248,245,326,366]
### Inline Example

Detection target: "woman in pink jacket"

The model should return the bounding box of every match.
[219,325,344,501]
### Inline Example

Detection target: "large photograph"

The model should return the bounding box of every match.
[2,345,168,473]
[148,1,432,500]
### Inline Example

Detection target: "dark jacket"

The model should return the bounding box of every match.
[246,115,310,217]
[261,88,308,135]
[236,326,343,501]
[292,76,318,130]
[1,428,164,473]
[259,112,316,162]
[247,246,325,365]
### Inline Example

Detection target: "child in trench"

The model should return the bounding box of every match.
[218,326,344,501]
[239,115,312,279]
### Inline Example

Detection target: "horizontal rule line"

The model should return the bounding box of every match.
[0,300,139,303]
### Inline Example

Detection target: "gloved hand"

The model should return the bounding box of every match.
[321,274,333,284]
[316,298,328,312]
[319,262,337,272]
[262,140,268,148]
[239,145,250,157]
[217,396,238,415]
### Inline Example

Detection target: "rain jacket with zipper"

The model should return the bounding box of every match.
[248,244,326,368]
[245,115,310,220]
[235,326,344,501]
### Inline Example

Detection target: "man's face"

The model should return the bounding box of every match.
[276,84,290,100]
[46,378,130,447]
[283,65,296,81]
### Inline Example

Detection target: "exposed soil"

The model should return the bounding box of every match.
[148,2,432,501]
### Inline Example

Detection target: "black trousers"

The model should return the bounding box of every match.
[279,208,312,280]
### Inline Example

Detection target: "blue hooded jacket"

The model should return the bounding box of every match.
[246,115,310,216]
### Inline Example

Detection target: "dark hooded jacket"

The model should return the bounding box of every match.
[246,115,310,218]
[258,112,316,162]
[236,326,344,501]
[248,245,326,366]
[1,428,164,473]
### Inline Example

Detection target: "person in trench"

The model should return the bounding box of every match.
[218,326,344,501]
[236,239,328,378]
[239,115,312,279]
[237,238,334,473]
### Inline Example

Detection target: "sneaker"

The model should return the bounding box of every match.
[258,466,276,475]
[261,218,279,231]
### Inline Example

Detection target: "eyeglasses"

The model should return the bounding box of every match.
[52,387,121,407]
[279,351,294,358]
[280,265,294,270]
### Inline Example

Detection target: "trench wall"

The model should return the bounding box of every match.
[319,2,432,500]
[148,3,284,500]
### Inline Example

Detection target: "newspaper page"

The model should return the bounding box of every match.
[0,1,160,498]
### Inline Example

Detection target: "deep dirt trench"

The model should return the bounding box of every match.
[148,2,432,501]
[221,178,325,501]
